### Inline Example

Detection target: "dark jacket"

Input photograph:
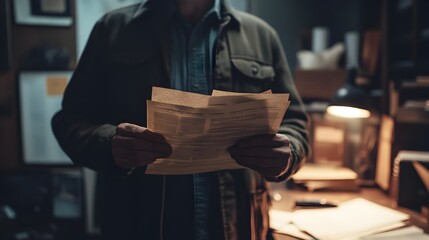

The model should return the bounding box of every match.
[52,1,310,239]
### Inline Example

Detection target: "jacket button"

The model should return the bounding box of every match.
[252,66,259,75]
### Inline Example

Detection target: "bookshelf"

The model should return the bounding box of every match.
[383,0,429,119]
[381,0,429,199]
[386,0,429,81]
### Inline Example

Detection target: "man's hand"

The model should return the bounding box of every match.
[228,134,292,178]
[111,123,172,169]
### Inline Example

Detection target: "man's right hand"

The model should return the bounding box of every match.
[111,123,172,169]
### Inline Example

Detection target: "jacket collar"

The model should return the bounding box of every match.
[221,0,241,25]
[131,0,241,26]
[130,0,241,79]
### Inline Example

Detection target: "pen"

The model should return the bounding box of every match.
[295,198,338,208]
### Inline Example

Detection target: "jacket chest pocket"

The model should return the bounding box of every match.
[231,58,275,93]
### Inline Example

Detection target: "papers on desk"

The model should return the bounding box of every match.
[293,198,409,240]
[270,198,419,240]
[270,209,314,240]
[145,87,290,175]
[362,226,429,240]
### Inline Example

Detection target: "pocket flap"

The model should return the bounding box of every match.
[231,58,275,80]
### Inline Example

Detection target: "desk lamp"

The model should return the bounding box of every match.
[327,68,371,118]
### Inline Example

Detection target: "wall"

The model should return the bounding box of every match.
[0,0,77,169]
[249,0,363,69]
[76,0,141,58]
[229,0,249,11]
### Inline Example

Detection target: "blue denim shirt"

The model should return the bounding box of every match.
[171,0,221,94]
[170,1,222,239]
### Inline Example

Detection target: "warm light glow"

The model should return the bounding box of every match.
[327,106,371,118]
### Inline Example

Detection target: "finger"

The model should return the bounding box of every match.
[116,123,167,143]
[112,135,172,155]
[235,134,289,149]
[228,145,291,159]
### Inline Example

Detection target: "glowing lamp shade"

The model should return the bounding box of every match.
[327,105,371,118]
[327,82,372,119]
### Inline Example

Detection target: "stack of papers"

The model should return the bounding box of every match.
[362,226,429,240]
[145,87,290,175]
[270,198,418,240]
[270,209,314,240]
[292,164,359,191]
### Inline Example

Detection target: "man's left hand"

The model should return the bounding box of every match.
[228,134,292,178]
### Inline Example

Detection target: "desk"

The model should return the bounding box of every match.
[269,182,429,239]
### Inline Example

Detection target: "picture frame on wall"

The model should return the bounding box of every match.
[19,71,73,165]
[31,0,72,17]
[13,0,72,27]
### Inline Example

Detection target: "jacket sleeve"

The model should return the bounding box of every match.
[268,31,311,182]
[51,18,124,175]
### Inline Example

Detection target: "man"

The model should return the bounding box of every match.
[52,0,309,239]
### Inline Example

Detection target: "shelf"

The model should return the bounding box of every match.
[396,107,429,125]
[389,60,415,70]
[401,80,429,88]
[389,61,416,80]
[396,79,429,118]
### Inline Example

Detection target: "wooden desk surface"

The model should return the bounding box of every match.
[269,182,429,239]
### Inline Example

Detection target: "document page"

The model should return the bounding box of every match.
[292,198,410,240]
[145,87,290,175]
[363,226,429,240]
